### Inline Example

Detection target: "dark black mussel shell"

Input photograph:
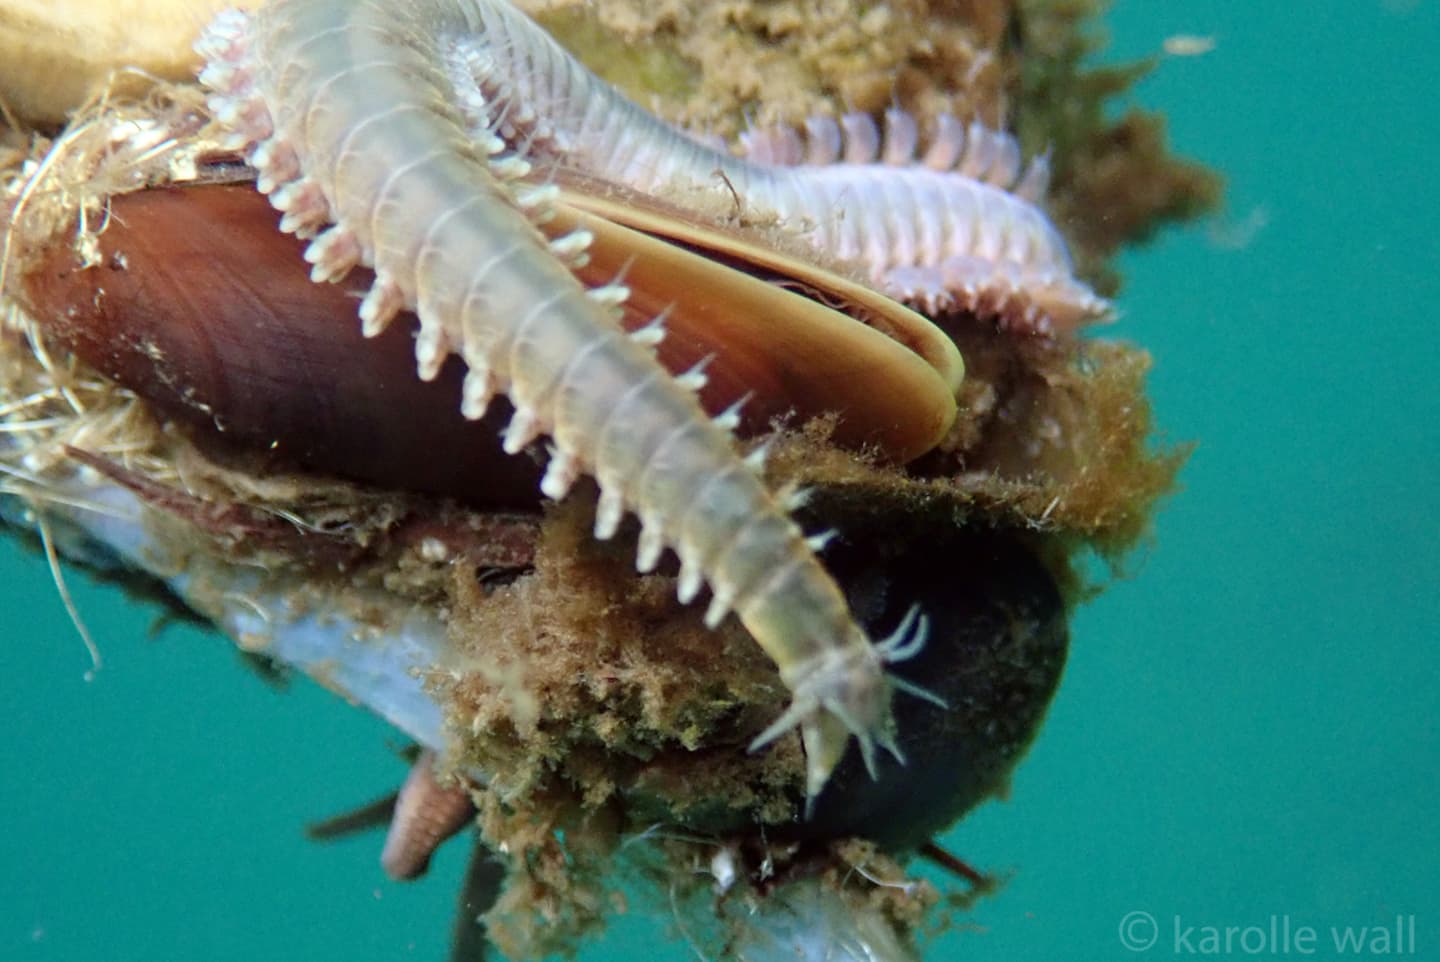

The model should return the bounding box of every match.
[794,510,1069,850]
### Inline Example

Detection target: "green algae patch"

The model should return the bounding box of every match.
[531,5,701,111]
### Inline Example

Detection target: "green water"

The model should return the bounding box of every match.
[3,2,1437,959]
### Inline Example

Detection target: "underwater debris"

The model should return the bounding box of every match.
[1,0,1214,958]
[1162,34,1218,58]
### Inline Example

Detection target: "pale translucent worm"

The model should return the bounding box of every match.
[366,0,1107,334]
[735,108,1100,331]
[195,0,933,801]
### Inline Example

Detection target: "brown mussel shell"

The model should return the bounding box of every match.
[19,175,960,504]
[22,182,545,507]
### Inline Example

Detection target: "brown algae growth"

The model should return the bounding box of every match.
[0,0,1213,957]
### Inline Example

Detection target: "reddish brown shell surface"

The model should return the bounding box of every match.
[20,180,959,502]
[22,183,544,506]
[551,199,959,461]
[555,175,965,393]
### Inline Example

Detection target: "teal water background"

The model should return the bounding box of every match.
[3,2,1437,959]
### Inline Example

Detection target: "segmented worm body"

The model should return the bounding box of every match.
[381,750,477,881]
[399,0,1107,333]
[734,111,1107,331]
[196,0,926,800]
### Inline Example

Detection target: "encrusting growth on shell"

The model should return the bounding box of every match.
[0,0,1214,954]
[195,0,936,800]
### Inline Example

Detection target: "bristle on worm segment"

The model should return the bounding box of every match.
[196,0,949,801]
[341,0,1110,335]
